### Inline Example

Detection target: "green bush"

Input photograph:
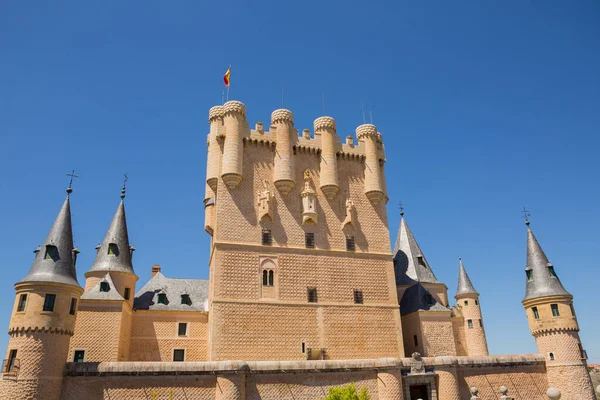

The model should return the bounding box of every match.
[320,383,370,400]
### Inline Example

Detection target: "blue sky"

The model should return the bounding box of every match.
[1,1,599,362]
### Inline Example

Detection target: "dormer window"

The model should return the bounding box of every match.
[425,294,434,305]
[417,255,426,267]
[99,282,110,292]
[108,243,118,256]
[157,293,167,304]
[526,270,533,281]
[548,266,557,278]
[45,245,58,261]
[181,294,191,305]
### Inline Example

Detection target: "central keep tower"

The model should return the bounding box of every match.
[204,101,403,361]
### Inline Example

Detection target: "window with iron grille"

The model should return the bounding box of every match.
[307,287,318,303]
[262,230,272,246]
[17,294,27,312]
[346,236,355,251]
[305,233,315,249]
[43,294,56,312]
[353,289,363,304]
[173,349,185,362]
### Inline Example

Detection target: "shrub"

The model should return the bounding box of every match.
[320,383,371,400]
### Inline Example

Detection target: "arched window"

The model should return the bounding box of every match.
[268,270,274,286]
[548,352,555,361]
[261,258,276,288]
[263,270,268,286]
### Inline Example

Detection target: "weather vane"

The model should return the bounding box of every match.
[521,206,531,225]
[121,173,128,199]
[66,170,79,195]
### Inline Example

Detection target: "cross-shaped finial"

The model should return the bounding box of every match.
[66,170,79,195]
[521,206,531,225]
[121,173,128,199]
[399,201,404,216]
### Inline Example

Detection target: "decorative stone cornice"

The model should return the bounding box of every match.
[9,326,75,336]
[356,124,377,140]
[532,326,579,338]
[208,105,225,123]
[223,100,246,118]
[314,116,336,132]
[271,109,294,125]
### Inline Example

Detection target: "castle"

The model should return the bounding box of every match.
[0,100,596,400]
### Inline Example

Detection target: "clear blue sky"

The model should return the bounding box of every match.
[1,1,599,362]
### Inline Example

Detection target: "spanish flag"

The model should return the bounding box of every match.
[223,66,231,87]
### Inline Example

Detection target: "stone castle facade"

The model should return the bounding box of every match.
[0,100,596,399]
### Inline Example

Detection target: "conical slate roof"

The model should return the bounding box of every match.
[523,224,571,301]
[393,217,439,285]
[455,258,478,298]
[87,200,135,275]
[18,194,81,288]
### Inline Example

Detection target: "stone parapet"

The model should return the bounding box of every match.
[208,105,225,123]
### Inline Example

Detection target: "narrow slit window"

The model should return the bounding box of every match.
[173,349,185,362]
[7,349,17,372]
[99,282,110,292]
[73,350,85,363]
[69,298,77,315]
[413,335,418,346]
[43,294,56,312]
[301,341,306,354]
[475,299,479,305]
[353,289,363,304]
[124,288,131,300]
[262,270,268,286]
[108,243,118,255]
[307,287,318,303]
[479,319,483,328]
[262,230,272,246]
[268,270,274,286]
[305,233,315,249]
[468,319,473,328]
[569,304,576,317]
[551,304,560,317]
[178,322,188,337]
[346,236,355,252]
[44,245,58,261]
[578,343,587,359]
[17,294,27,312]
[526,270,533,281]
[548,266,557,277]
[532,306,540,320]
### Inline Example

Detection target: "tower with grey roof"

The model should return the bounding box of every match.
[3,187,83,400]
[68,185,139,362]
[521,220,595,399]
[393,215,456,356]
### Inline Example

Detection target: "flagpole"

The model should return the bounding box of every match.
[226,65,231,102]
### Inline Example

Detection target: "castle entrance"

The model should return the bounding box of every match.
[409,384,429,400]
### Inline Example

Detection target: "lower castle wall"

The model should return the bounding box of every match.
[57,355,548,400]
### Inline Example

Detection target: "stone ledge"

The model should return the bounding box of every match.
[64,354,545,377]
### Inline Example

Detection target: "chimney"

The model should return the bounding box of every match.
[152,264,161,277]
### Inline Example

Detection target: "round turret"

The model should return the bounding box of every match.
[271,109,296,196]
[314,117,340,199]
[221,101,247,189]
[356,124,384,205]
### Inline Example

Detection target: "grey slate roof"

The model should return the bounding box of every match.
[523,225,571,302]
[393,217,440,285]
[18,194,81,288]
[400,283,450,316]
[88,200,135,275]
[455,258,479,299]
[81,273,125,301]
[134,272,209,312]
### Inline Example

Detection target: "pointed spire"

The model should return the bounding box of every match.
[393,216,439,285]
[18,189,81,288]
[88,186,135,275]
[456,257,478,298]
[524,223,571,301]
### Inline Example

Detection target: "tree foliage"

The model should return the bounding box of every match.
[320,383,371,400]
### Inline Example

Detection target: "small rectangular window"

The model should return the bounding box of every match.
[262,230,272,246]
[307,287,318,303]
[305,233,315,249]
[124,288,131,300]
[301,341,306,353]
[173,349,185,362]
[17,294,27,312]
[99,282,110,292]
[108,243,118,255]
[73,350,85,363]
[157,293,167,304]
[475,299,479,305]
[44,245,58,261]
[178,322,188,337]
[551,304,560,317]
[532,306,540,320]
[413,335,418,346]
[468,319,473,328]
[7,349,17,372]
[526,270,533,281]
[548,266,557,277]
[43,294,56,312]
[425,294,434,305]
[181,294,191,305]
[353,289,363,304]
[464,300,468,306]
[69,298,77,315]
[346,236,355,251]
[578,343,587,360]
[569,304,576,317]
[479,319,483,328]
